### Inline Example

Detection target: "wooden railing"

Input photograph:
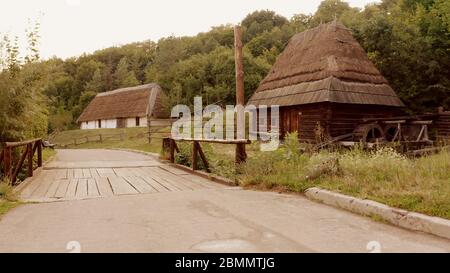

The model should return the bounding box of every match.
[0,138,42,185]
[163,137,250,172]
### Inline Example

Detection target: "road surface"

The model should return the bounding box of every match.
[0,149,448,253]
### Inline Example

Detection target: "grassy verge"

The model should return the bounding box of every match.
[52,127,166,153]
[235,134,450,220]
[0,179,20,218]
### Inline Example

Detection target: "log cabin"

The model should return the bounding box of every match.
[77,83,169,129]
[247,21,405,142]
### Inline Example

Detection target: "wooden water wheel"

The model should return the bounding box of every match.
[353,123,386,144]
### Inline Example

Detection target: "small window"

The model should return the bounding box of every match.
[136,117,140,127]
[98,120,101,128]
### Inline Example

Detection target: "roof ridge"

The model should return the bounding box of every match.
[96,83,159,97]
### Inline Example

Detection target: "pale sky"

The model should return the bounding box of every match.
[1,0,379,60]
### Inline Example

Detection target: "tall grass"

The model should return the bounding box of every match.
[237,133,450,219]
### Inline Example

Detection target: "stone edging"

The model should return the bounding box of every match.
[305,187,450,240]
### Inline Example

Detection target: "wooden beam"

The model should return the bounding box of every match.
[27,143,33,178]
[4,138,42,148]
[37,140,42,167]
[195,142,210,172]
[3,147,12,180]
[172,138,250,144]
[12,146,28,184]
[192,141,198,171]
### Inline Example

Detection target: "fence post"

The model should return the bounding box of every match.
[148,118,152,144]
[3,147,12,180]
[99,134,102,143]
[37,140,42,167]
[192,141,198,171]
[169,139,175,163]
[27,143,33,177]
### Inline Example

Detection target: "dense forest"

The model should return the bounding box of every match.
[0,0,449,141]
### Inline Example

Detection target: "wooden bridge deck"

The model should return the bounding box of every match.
[18,149,225,202]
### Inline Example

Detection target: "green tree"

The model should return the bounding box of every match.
[113,57,140,88]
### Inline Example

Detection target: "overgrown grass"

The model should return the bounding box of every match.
[52,127,168,153]
[0,178,19,218]
[236,133,450,219]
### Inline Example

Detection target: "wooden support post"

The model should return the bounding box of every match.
[234,25,247,164]
[12,146,28,184]
[99,134,103,143]
[37,140,42,167]
[0,148,4,165]
[195,142,210,172]
[3,147,12,181]
[169,139,175,163]
[27,143,33,177]
[192,141,198,171]
[148,118,152,144]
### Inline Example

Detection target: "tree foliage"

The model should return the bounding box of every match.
[0,0,449,137]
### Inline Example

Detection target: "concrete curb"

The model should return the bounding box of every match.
[305,187,450,240]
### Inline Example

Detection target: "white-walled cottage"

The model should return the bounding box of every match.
[77,83,168,129]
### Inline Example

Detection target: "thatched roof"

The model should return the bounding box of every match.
[248,21,404,107]
[77,83,167,122]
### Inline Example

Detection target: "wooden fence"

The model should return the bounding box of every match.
[56,127,171,148]
[0,138,42,185]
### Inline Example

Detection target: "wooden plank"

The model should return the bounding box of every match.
[82,169,92,178]
[113,168,134,177]
[108,176,138,195]
[54,169,68,179]
[158,165,190,175]
[131,168,170,193]
[87,178,100,197]
[180,174,219,189]
[140,167,181,191]
[139,176,169,193]
[54,179,70,198]
[96,168,116,178]
[65,179,78,198]
[20,171,52,198]
[74,169,84,179]
[155,167,207,190]
[90,168,100,178]
[29,176,54,199]
[75,178,88,198]
[151,167,197,190]
[124,176,157,194]
[96,177,114,197]
[45,180,61,198]
[66,169,74,179]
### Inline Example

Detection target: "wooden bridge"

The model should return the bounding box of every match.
[13,149,226,202]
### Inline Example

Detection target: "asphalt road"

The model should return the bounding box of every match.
[0,149,449,253]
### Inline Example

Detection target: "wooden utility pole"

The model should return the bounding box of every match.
[234,25,247,164]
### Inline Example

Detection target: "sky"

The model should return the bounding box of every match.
[0,0,379,60]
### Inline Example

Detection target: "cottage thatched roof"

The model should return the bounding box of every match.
[248,21,404,107]
[77,83,168,122]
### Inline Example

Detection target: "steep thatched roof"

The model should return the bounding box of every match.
[77,83,168,122]
[248,21,404,107]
